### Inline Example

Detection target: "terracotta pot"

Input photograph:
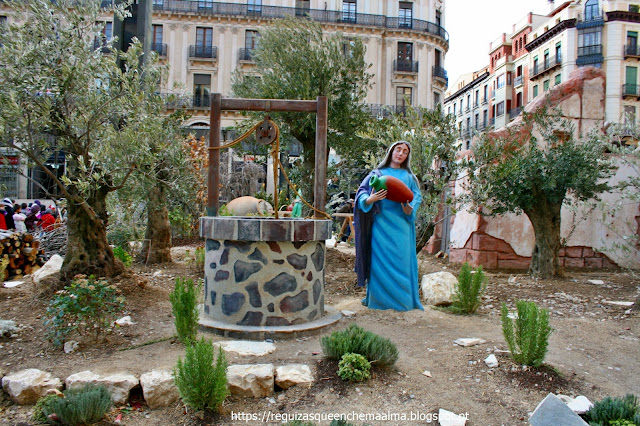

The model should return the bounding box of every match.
[369,175,414,203]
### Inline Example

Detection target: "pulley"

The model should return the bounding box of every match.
[255,117,277,145]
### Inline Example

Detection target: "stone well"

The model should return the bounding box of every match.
[199,216,339,337]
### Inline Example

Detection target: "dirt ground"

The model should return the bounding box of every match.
[0,243,638,425]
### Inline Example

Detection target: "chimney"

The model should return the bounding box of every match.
[548,0,555,12]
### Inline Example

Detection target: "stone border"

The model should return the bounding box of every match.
[199,305,342,340]
[200,217,332,242]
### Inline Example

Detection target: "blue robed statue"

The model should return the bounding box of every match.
[354,141,423,311]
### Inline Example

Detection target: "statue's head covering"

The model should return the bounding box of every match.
[377,140,414,173]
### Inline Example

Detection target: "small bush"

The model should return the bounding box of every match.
[43,275,125,347]
[338,352,371,382]
[194,246,205,270]
[448,263,487,314]
[112,246,133,267]
[174,337,229,412]
[583,394,640,426]
[33,394,61,423]
[0,257,8,283]
[320,323,398,367]
[41,384,111,425]
[500,300,553,367]
[169,277,200,344]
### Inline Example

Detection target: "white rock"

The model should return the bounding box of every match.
[275,364,313,390]
[115,316,136,326]
[567,395,594,415]
[422,370,432,377]
[508,275,517,284]
[227,364,274,397]
[63,341,79,354]
[438,408,467,426]
[484,354,499,368]
[340,310,356,318]
[139,370,179,409]
[0,320,17,336]
[215,341,276,357]
[32,255,63,284]
[2,369,63,405]
[454,338,487,347]
[3,280,24,288]
[65,371,138,405]
[587,280,605,285]
[602,300,635,307]
[421,271,458,306]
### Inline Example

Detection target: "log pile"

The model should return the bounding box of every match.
[37,224,67,257]
[0,231,48,280]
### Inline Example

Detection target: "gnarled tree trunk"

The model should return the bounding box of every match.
[140,181,172,264]
[62,188,124,281]
[526,200,563,279]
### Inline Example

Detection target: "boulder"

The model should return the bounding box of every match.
[215,341,276,357]
[140,370,179,409]
[275,364,313,390]
[453,338,486,347]
[2,369,62,405]
[484,354,499,368]
[529,393,589,426]
[226,196,274,216]
[567,395,594,415]
[0,319,17,337]
[227,364,274,397]
[421,271,458,306]
[65,370,138,405]
[32,254,63,284]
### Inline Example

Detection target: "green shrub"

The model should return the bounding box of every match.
[174,338,229,412]
[500,300,552,367]
[33,394,61,423]
[43,275,125,347]
[448,263,487,314]
[169,277,200,344]
[320,323,398,367]
[41,384,111,425]
[194,246,205,270]
[112,246,133,267]
[338,352,371,382]
[169,207,194,237]
[583,394,640,426]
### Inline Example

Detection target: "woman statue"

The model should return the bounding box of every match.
[354,141,423,311]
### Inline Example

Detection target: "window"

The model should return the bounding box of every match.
[497,74,505,89]
[397,42,413,61]
[448,106,451,115]
[342,0,356,23]
[544,49,550,68]
[245,30,259,49]
[466,117,470,133]
[433,92,441,107]
[483,110,488,127]
[453,104,456,115]
[399,2,413,28]
[628,31,638,55]
[555,74,561,85]
[193,74,211,107]
[631,4,640,13]
[625,66,637,95]
[483,85,488,103]
[198,0,213,9]
[295,0,310,16]
[624,105,636,126]
[435,10,441,27]
[585,0,599,20]
[475,89,479,106]
[474,113,479,129]
[248,0,262,14]
[466,94,471,109]
[496,101,505,117]
[543,80,550,91]
[533,56,539,73]
[466,141,471,150]
[533,85,539,98]
[507,72,512,86]
[459,99,463,112]
[555,42,562,61]
[342,37,356,57]
[196,27,213,50]
[434,49,442,68]
[516,92,522,108]
[396,87,412,113]
[95,21,112,50]
[579,28,602,56]
[153,0,164,7]
[152,25,163,55]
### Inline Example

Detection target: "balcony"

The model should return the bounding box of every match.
[152,1,449,44]
[365,104,420,118]
[481,96,488,105]
[151,43,167,57]
[432,66,448,85]
[472,101,479,109]
[577,45,603,66]
[461,127,470,138]
[189,45,218,59]
[622,84,640,99]
[624,44,640,59]
[531,54,562,78]
[394,59,419,73]
[457,109,463,116]
[464,106,470,113]
[238,47,255,62]
[577,9,604,28]
[509,107,523,119]
[161,94,211,109]
[514,75,524,87]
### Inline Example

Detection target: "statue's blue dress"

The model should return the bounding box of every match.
[355,167,423,311]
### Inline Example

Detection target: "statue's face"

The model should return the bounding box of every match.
[391,143,410,167]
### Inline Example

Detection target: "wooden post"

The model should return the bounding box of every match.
[314,96,328,219]
[208,93,221,216]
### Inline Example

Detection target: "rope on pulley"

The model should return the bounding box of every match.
[209,117,331,220]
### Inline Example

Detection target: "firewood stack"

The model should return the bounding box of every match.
[0,231,47,280]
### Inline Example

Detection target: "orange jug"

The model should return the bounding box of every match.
[369,175,414,203]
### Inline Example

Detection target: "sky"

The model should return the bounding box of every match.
[445,0,557,89]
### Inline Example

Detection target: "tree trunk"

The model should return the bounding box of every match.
[415,221,435,254]
[526,202,563,279]
[140,181,172,264]
[62,189,124,281]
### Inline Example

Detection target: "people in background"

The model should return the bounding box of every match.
[38,209,56,232]
[25,204,40,231]
[13,204,26,233]
[3,198,15,230]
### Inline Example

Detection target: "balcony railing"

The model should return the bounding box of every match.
[509,107,523,119]
[531,54,562,78]
[622,83,640,97]
[457,109,463,116]
[481,96,488,105]
[464,106,470,113]
[624,44,640,58]
[514,75,524,87]
[152,1,449,43]
[489,117,495,127]
[490,90,495,99]
[432,65,448,84]
[161,94,211,109]
[472,101,479,109]
[238,47,255,61]
[394,59,419,73]
[578,45,602,57]
[189,45,218,59]
[151,43,167,56]
[577,44,603,66]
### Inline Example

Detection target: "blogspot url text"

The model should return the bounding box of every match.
[230,410,470,423]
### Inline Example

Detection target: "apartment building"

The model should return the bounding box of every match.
[0,0,450,198]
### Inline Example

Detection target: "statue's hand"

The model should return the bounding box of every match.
[366,189,387,205]
[401,202,413,215]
